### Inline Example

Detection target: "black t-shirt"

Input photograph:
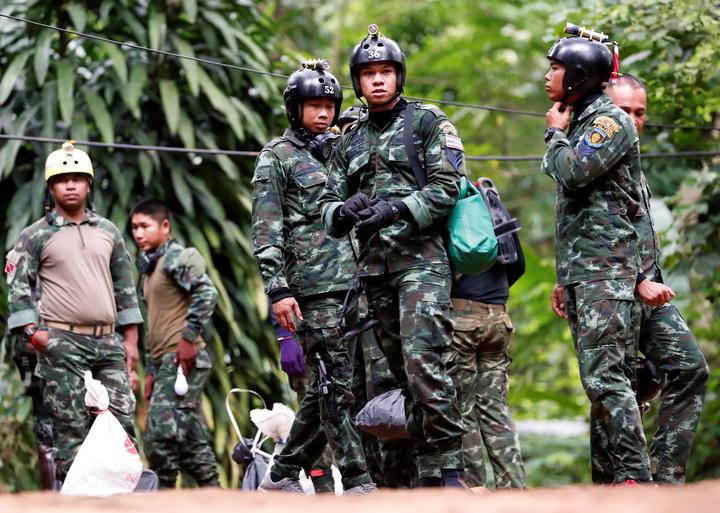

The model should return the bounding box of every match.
[451,233,525,304]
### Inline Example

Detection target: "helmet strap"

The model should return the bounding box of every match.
[44,189,54,224]
[363,91,401,111]
[88,185,96,212]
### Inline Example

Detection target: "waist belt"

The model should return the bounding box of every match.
[44,321,115,336]
[451,298,507,315]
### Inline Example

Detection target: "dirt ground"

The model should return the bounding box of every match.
[2,480,719,513]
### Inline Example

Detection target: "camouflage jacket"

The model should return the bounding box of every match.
[6,209,143,330]
[542,94,643,287]
[320,100,466,277]
[251,127,355,298]
[139,239,218,354]
[637,171,661,276]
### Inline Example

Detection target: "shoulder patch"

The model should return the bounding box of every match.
[176,247,206,278]
[593,116,620,137]
[438,120,458,137]
[583,116,620,149]
[446,134,464,152]
[5,249,19,285]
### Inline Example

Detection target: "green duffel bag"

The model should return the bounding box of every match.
[446,176,498,275]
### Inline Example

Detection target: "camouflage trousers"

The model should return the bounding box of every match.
[289,363,335,493]
[444,299,526,488]
[364,265,464,479]
[144,348,219,488]
[34,327,137,482]
[271,295,372,489]
[564,280,651,483]
[590,301,708,484]
[353,326,418,488]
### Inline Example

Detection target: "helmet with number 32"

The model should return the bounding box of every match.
[283,60,343,129]
[349,24,406,99]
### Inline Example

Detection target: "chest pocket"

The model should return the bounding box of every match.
[294,170,326,219]
[387,136,423,196]
[347,151,370,177]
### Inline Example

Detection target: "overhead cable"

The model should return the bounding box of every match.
[1,12,716,131]
[2,133,719,162]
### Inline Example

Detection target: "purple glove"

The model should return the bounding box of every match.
[279,337,305,376]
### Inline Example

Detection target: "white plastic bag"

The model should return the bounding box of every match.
[61,371,143,496]
[249,402,296,442]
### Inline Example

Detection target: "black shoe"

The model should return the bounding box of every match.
[441,469,468,489]
[416,476,442,488]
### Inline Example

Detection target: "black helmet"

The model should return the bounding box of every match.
[283,60,343,129]
[547,36,613,101]
[349,24,406,98]
[338,105,364,128]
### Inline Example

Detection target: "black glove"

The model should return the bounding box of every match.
[355,200,400,240]
[340,192,372,222]
[333,192,372,234]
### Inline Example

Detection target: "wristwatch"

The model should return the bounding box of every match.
[544,127,561,143]
[23,325,38,344]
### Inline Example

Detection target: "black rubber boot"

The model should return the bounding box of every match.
[416,476,442,488]
[441,469,467,488]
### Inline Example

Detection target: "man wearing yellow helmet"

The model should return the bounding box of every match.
[5,141,143,484]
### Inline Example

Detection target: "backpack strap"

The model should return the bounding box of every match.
[403,102,427,189]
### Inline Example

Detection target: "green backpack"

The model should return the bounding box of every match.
[403,103,498,275]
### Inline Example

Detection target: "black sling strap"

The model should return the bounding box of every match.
[403,102,427,189]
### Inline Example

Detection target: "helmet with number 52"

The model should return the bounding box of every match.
[283,60,343,129]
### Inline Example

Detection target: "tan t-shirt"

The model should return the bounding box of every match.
[39,223,117,324]
[143,254,200,362]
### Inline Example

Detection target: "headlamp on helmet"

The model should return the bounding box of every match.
[283,60,343,129]
[349,24,406,99]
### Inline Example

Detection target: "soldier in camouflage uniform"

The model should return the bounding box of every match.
[5,141,143,482]
[252,61,376,495]
[353,325,419,488]
[542,36,652,484]
[130,199,220,488]
[270,308,336,493]
[553,75,709,484]
[319,25,465,488]
[445,229,527,489]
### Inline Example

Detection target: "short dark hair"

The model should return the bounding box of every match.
[130,198,170,225]
[610,73,646,92]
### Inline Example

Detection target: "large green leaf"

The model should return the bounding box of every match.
[182,0,198,23]
[83,89,115,144]
[65,3,87,32]
[0,50,32,104]
[102,42,128,84]
[159,79,180,135]
[33,30,54,86]
[0,106,38,178]
[56,59,74,125]
[166,157,195,215]
[171,36,200,97]
[202,11,239,54]
[148,10,167,50]
[177,109,196,150]
[118,64,147,119]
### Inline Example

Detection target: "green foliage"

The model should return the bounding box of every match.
[521,433,591,487]
[0,0,301,490]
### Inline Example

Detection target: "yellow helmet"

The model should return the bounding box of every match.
[44,141,94,183]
